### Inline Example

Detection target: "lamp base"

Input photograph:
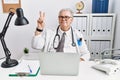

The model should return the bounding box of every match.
[1,59,18,68]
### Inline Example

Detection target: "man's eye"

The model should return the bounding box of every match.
[65,16,69,18]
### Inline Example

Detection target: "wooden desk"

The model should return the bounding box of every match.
[0,53,119,80]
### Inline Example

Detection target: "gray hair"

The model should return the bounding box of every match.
[58,8,74,17]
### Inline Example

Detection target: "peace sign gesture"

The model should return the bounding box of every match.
[37,11,45,29]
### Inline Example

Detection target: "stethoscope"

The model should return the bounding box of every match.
[53,25,76,49]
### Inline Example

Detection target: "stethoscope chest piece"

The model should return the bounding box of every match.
[72,42,76,47]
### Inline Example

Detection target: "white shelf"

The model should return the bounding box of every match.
[72,13,116,60]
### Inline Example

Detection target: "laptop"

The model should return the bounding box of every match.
[39,52,80,76]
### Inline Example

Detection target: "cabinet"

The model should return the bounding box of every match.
[72,14,116,60]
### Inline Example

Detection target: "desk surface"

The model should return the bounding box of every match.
[0,53,120,80]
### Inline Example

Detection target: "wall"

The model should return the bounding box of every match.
[113,0,120,54]
[0,0,118,59]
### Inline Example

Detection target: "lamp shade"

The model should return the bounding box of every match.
[15,8,29,26]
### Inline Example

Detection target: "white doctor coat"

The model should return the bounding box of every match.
[32,28,90,61]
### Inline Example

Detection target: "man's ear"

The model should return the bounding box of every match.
[70,17,73,23]
[71,17,73,21]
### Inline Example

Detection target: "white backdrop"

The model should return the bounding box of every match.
[0,0,119,59]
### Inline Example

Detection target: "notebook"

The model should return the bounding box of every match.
[39,52,80,76]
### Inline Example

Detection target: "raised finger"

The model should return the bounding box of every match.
[39,11,45,20]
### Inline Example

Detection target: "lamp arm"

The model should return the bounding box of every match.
[0,37,11,59]
[1,12,14,37]
[0,11,14,59]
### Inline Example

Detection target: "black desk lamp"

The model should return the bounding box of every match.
[0,8,29,68]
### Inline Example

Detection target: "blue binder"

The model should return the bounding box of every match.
[92,0,109,13]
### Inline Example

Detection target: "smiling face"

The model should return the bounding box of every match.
[58,9,73,31]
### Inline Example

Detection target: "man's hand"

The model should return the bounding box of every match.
[37,11,45,30]
[35,11,45,35]
[80,58,85,61]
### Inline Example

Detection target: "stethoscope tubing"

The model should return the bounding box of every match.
[53,26,76,49]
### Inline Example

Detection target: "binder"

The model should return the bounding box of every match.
[77,17,82,32]
[89,41,95,60]
[103,41,111,58]
[106,17,112,36]
[81,17,87,36]
[76,17,81,31]
[101,17,107,35]
[92,17,97,36]
[96,17,102,35]
[94,41,101,59]
[92,0,109,13]
[9,59,40,77]
[72,17,77,29]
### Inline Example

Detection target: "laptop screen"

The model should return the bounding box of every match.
[39,52,80,76]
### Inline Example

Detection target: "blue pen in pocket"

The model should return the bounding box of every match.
[77,38,82,46]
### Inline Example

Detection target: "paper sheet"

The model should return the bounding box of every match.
[9,59,40,76]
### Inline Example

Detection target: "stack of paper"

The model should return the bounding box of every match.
[9,59,40,77]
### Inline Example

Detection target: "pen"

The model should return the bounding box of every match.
[28,65,32,73]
